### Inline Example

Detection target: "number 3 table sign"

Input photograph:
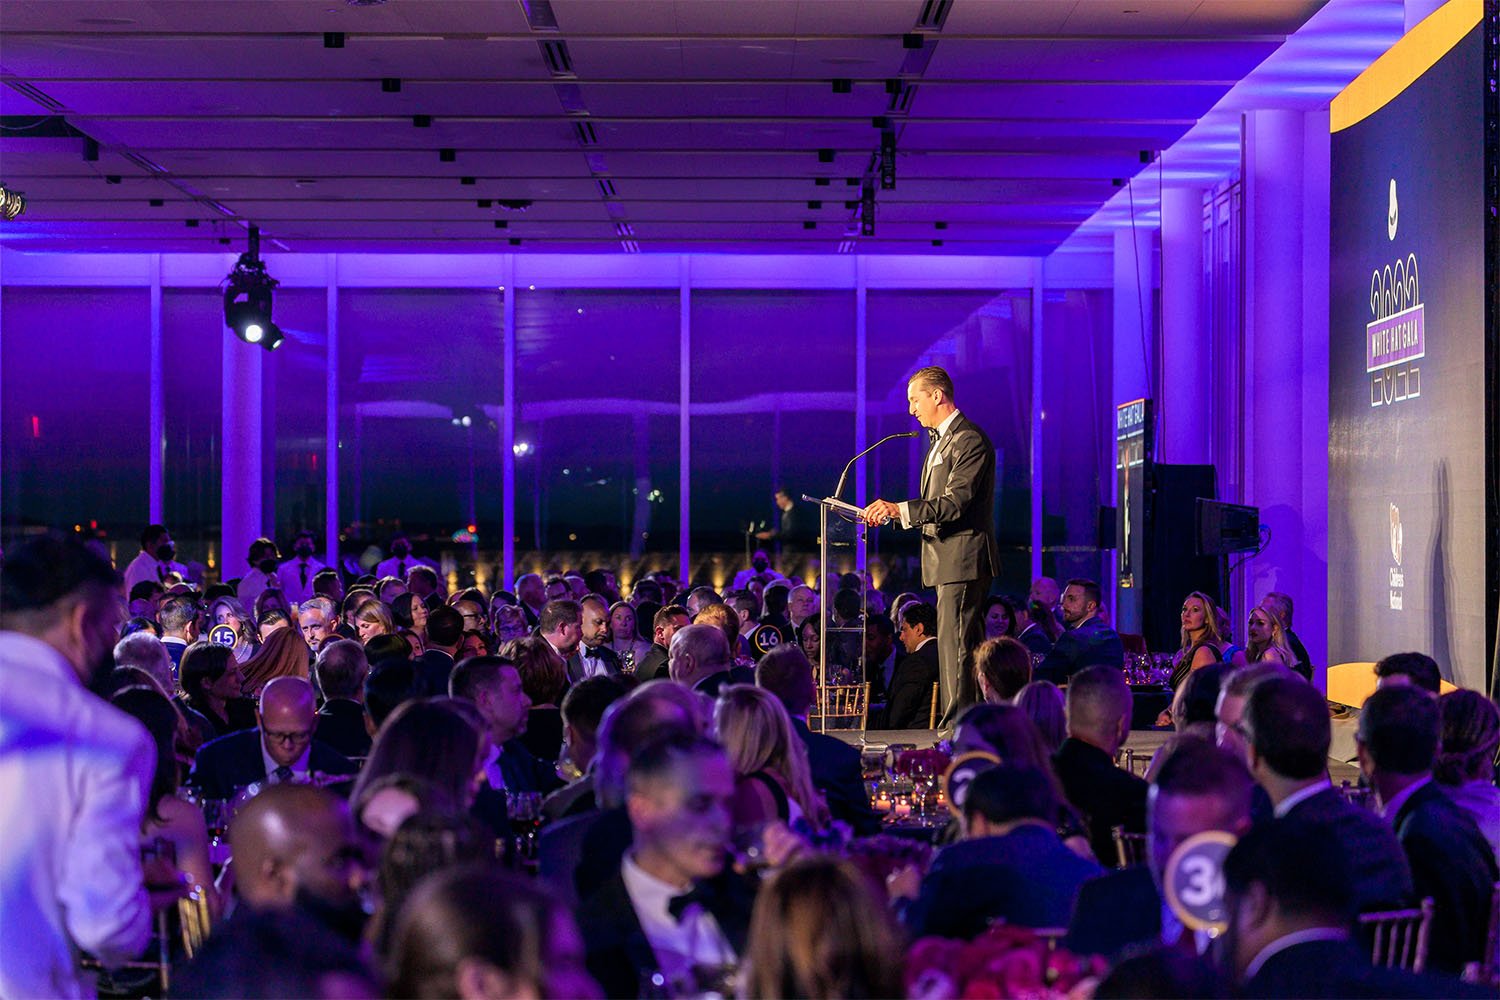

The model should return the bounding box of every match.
[1164,830,1238,936]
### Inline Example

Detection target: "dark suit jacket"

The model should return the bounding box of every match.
[163,638,189,672]
[905,413,999,587]
[416,648,456,697]
[520,706,564,764]
[638,643,669,681]
[1243,936,1487,998]
[904,825,1103,939]
[1282,787,1413,913]
[580,866,757,1000]
[884,640,939,729]
[1036,617,1125,681]
[567,644,623,686]
[1053,737,1147,863]
[542,771,597,824]
[497,737,562,795]
[1391,780,1499,973]
[791,717,881,835]
[314,698,371,759]
[1066,865,1162,958]
[692,667,754,699]
[186,729,357,799]
[1016,622,1054,657]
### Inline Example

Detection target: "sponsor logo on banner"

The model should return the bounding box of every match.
[1367,180,1424,407]
[1388,503,1405,611]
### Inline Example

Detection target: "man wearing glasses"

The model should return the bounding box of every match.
[188,676,358,799]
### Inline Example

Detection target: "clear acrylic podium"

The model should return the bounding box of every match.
[802,494,869,733]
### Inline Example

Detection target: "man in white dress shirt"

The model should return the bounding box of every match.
[278,530,325,608]
[0,533,158,999]
[122,524,188,593]
[236,537,283,610]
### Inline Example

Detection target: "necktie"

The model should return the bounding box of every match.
[398,560,406,579]
[299,564,308,587]
[273,765,294,783]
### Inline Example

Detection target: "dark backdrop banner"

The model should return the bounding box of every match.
[1328,7,1488,689]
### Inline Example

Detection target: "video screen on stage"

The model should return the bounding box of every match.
[1327,2,1493,690]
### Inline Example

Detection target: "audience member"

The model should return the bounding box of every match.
[449,655,555,795]
[544,675,631,821]
[1170,591,1234,690]
[350,699,482,837]
[1015,679,1067,753]
[237,537,283,611]
[1239,605,1295,670]
[188,675,357,798]
[714,684,831,836]
[1244,675,1413,913]
[755,644,879,834]
[181,640,256,736]
[974,634,1032,702]
[239,623,312,696]
[668,622,751,697]
[208,594,260,662]
[570,594,624,683]
[607,600,653,666]
[1260,591,1312,681]
[1435,689,1500,865]
[1357,683,1497,973]
[1213,661,1289,760]
[1036,579,1125,681]
[1054,665,1147,860]
[123,523,185,592]
[579,734,755,999]
[158,591,201,671]
[311,638,372,759]
[0,533,161,997]
[1374,650,1443,694]
[883,601,940,729]
[296,595,339,654]
[415,605,464,694]
[391,590,429,641]
[113,629,176,697]
[505,634,569,764]
[172,906,374,999]
[982,594,1017,640]
[640,603,691,680]
[364,656,424,733]
[743,855,904,1000]
[899,763,1101,937]
[863,613,899,706]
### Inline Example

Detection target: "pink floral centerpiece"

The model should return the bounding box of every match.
[905,925,1107,1000]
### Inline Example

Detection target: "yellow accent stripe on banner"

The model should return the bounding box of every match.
[1331,0,1482,133]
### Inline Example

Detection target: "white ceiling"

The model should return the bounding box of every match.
[0,0,1329,254]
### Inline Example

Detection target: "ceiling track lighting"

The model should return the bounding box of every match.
[222,226,284,352]
[0,182,27,220]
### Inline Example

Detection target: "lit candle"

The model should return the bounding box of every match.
[874,795,892,813]
[893,801,912,818]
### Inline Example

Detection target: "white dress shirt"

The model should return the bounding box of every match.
[0,632,156,999]
[1273,777,1331,818]
[237,568,281,610]
[1242,927,1351,981]
[122,550,188,592]
[1379,775,1432,820]
[277,557,325,607]
[899,409,963,529]
[258,737,313,785]
[620,853,736,989]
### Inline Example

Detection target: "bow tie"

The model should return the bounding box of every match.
[927,427,939,443]
[667,882,717,923]
[582,645,601,658]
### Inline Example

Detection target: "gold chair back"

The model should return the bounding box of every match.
[1111,824,1148,868]
[1358,897,1434,972]
[811,682,870,731]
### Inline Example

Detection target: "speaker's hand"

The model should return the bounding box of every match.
[862,500,900,527]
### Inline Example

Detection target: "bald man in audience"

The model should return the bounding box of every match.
[228,784,369,942]
[1053,665,1147,861]
[667,623,752,697]
[188,676,357,799]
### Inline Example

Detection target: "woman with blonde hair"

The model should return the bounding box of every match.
[1239,605,1294,668]
[207,595,259,662]
[240,625,311,696]
[713,684,829,834]
[1169,591,1235,689]
[742,855,904,1000]
[353,600,396,643]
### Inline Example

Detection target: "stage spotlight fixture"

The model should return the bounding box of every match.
[880,131,896,190]
[222,225,282,353]
[0,182,27,220]
[860,186,876,237]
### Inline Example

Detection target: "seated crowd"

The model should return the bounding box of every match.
[4,526,1498,999]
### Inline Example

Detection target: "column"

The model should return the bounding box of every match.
[324,256,340,572]
[501,256,516,588]
[148,254,164,523]
[1159,185,1210,465]
[1242,107,1330,676]
[678,256,692,582]
[221,322,264,584]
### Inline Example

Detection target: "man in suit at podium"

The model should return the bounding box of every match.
[862,366,997,728]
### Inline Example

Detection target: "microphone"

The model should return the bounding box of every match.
[832,430,922,502]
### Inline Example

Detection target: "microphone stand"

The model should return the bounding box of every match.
[832,431,922,502]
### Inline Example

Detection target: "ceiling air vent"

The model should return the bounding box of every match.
[913,0,953,32]
[540,40,575,78]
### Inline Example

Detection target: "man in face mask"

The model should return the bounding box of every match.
[278,530,325,609]
[375,534,418,584]
[0,532,165,997]
[123,523,188,593]
[731,549,783,591]
[237,537,283,611]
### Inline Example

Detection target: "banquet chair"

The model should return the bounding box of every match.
[1111,825,1148,868]
[1358,897,1434,972]
[1462,882,1500,986]
[811,682,869,731]
[928,684,939,729]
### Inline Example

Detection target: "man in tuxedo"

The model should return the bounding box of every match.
[1242,675,1413,913]
[579,734,755,999]
[567,594,622,684]
[297,596,339,654]
[755,645,880,834]
[543,675,630,822]
[883,602,940,730]
[862,366,998,728]
[1053,665,1146,861]
[278,530,324,608]
[1013,601,1054,657]
[310,639,371,760]
[1036,579,1124,682]
[639,604,690,681]
[668,624,751,698]
[1358,684,1497,973]
[900,763,1102,938]
[188,676,357,799]
[539,598,584,663]
[863,613,900,707]
[1069,736,1255,958]
[1224,819,1476,998]
[415,605,464,696]
[157,592,199,672]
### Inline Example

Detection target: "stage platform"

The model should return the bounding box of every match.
[830,727,1363,786]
